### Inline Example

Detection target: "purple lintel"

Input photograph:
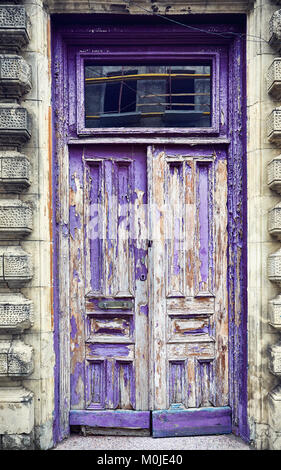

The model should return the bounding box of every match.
[152,406,231,438]
[69,410,150,429]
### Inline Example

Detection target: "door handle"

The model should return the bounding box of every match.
[98,300,133,310]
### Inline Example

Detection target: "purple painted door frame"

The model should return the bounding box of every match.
[51,14,248,443]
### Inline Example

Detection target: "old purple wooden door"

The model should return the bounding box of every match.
[148,146,230,437]
[69,144,231,436]
[69,145,151,434]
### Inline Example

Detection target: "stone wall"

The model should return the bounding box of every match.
[0,0,54,450]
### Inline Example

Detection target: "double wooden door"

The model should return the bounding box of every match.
[69,144,231,436]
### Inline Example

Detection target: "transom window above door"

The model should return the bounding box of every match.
[84,63,212,128]
[75,50,221,136]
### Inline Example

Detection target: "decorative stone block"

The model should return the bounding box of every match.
[268,155,281,194]
[0,54,31,98]
[269,342,281,376]
[0,386,34,435]
[268,202,281,239]
[0,199,32,239]
[269,385,281,433]
[0,338,33,377]
[0,245,32,287]
[0,104,31,146]
[268,248,281,285]
[269,295,281,330]
[0,292,33,333]
[267,59,281,100]
[269,10,281,52]
[0,151,30,192]
[0,6,30,53]
[267,107,281,144]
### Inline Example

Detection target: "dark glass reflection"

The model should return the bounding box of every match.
[85,64,211,128]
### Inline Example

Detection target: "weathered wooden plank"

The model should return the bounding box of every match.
[149,148,167,410]
[167,297,214,314]
[134,153,149,409]
[168,316,210,341]
[152,406,232,437]
[168,341,215,360]
[69,147,86,410]
[213,158,229,406]
[86,343,135,360]
[69,410,151,429]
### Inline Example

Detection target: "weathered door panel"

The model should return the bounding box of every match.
[148,146,229,434]
[69,146,150,431]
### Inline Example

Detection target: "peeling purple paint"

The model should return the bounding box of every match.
[73,269,80,282]
[70,315,77,340]
[70,361,84,406]
[62,224,68,237]
[140,305,148,316]
[69,205,81,240]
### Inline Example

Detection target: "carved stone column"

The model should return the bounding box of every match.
[0,1,34,450]
[267,6,281,450]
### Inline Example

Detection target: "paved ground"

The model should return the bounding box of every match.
[53,433,251,450]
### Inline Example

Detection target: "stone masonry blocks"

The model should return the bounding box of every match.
[0,292,33,333]
[269,294,281,330]
[0,386,34,435]
[0,151,31,192]
[268,155,281,194]
[268,202,281,239]
[1,433,34,450]
[267,59,281,100]
[269,10,281,52]
[269,385,281,432]
[269,341,281,376]
[0,5,30,53]
[268,248,281,285]
[0,199,32,239]
[0,104,31,146]
[0,338,33,377]
[267,107,281,144]
[0,54,31,99]
[0,245,33,287]
[0,0,35,452]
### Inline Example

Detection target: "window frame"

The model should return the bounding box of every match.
[76,50,220,136]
